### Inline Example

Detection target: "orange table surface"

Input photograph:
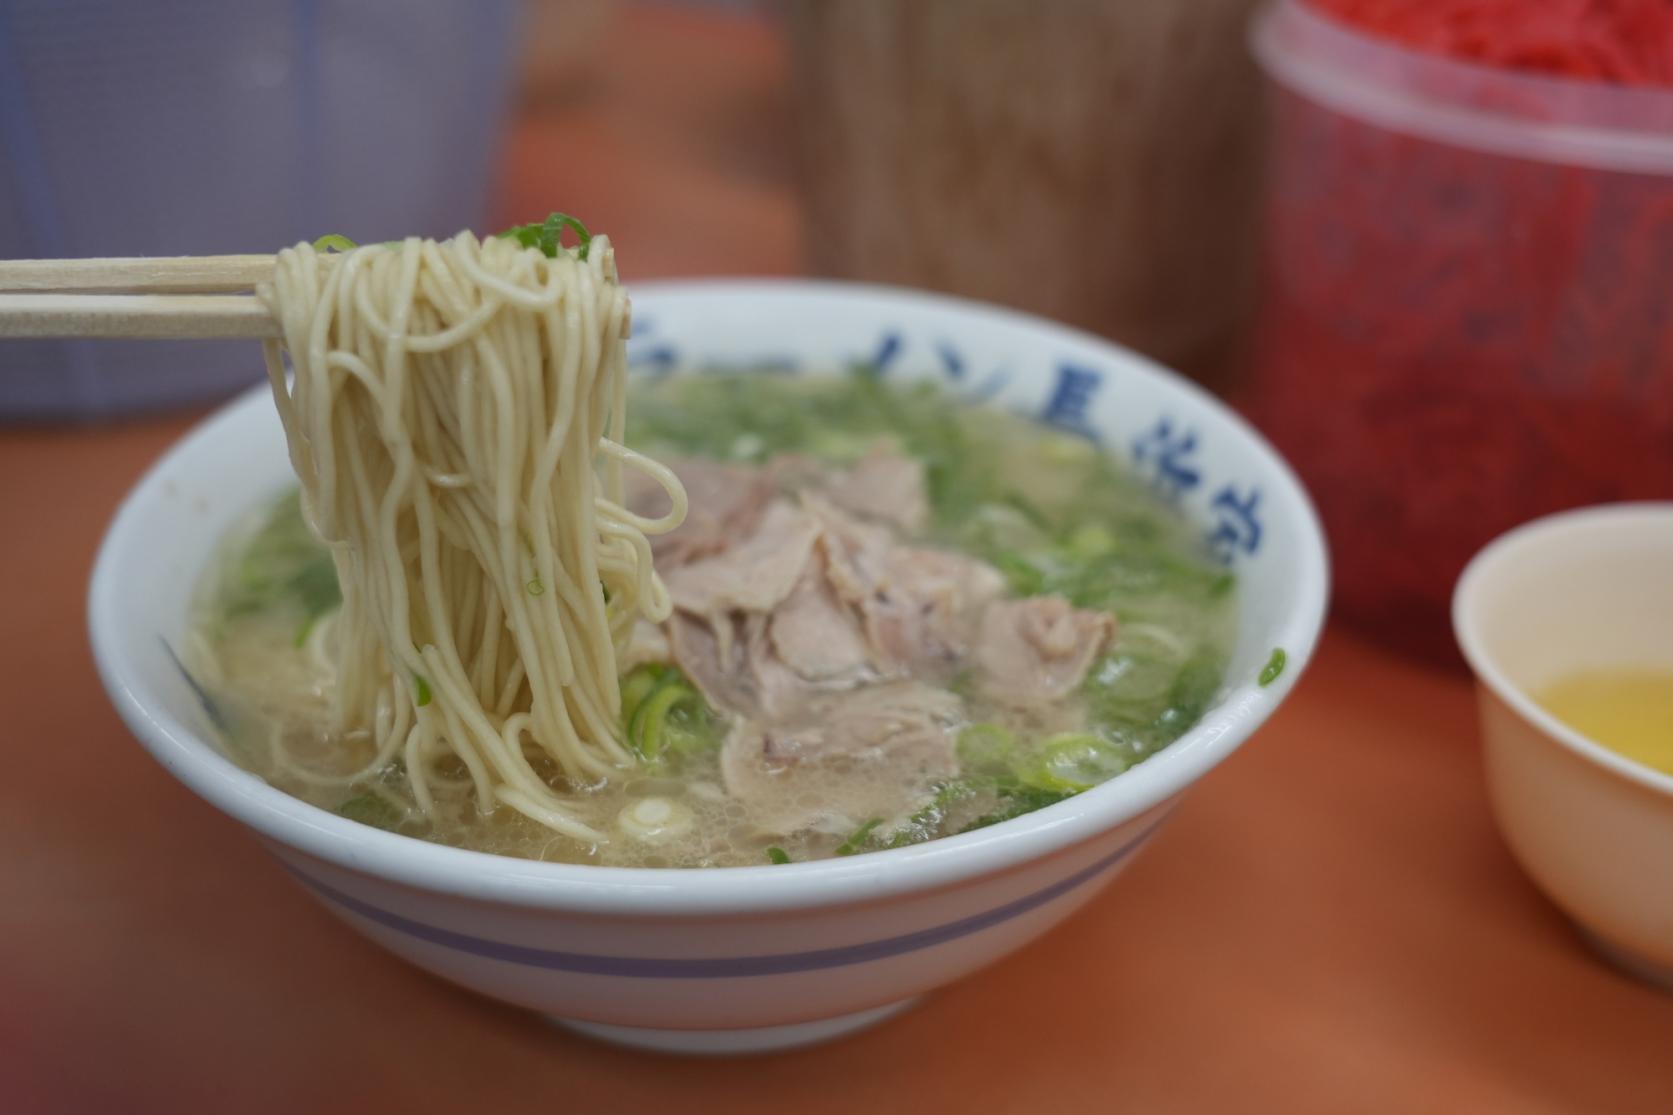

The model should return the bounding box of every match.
[3,7,1671,1113]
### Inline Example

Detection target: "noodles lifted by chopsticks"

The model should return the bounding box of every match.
[258,230,687,841]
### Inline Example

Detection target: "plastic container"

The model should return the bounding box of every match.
[0,0,521,420]
[1248,0,1673,663]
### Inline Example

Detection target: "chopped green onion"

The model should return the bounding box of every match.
[526,577,545,597]
[992,553,1046,596]
[1000,492,1052,530]
[1153,652,1222,737]
[1065,523,1118,558]
[1259,647,1287,687]
[496,212,593,260]
[220,492,340,623]
[312,233,357,253]
[959,784,1074,833]
[413,674,432,707]
[293,615,317,649]
[619,663,667,721]
[835,817,884,856]
[887,780,977,848]
[630,678,691,761]
[621,665,720,764]
[337,793,403,831]
[766,846,791,865]
[659,713,716,758]
[620,664,667,716]
[956,723,1016,773]
[1020,733,1129,793]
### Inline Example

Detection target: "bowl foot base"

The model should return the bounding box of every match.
[551,996,921,1055]
[1580,929,1673,993]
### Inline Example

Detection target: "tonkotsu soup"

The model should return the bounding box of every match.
[190,371,1236,866]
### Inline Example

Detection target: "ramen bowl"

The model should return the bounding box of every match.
[89,281,1328,1053]
[1454,504,1673,990]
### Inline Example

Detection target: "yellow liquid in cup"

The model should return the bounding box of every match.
[1536,670,1673,777]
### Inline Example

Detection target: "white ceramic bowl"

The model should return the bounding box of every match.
[90,281,1329,1053]
[1454,504,1673,990]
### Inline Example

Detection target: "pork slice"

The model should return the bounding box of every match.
[743,611,832,720]
[669,593,859,722]
[667,612,757,715]
[807,494,1005,674]
[807,496,895,606]
[765,452,831,491]
[860,546,1007,673]
[624,457,777,570]
[666,500,822,618]
[975,596,1116,707]
[719,682,962,835]
[768,562,875,685]
[823,444,930,533]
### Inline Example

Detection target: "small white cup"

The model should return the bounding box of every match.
[1454,503,1673,990]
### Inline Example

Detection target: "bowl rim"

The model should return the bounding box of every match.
[1453,501,1673,799]
[89,277,1330,916]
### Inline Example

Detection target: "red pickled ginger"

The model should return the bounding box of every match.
[1311,0,1673,86]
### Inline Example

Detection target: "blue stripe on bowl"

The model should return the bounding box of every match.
[287,823,1159,979]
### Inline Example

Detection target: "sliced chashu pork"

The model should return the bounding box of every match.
[666,497,1004,718]
[662,498,862,719]
[668,563,874,722]
[665,500,823,618]
[768,561,875,685]
[623,457,777,570]
[822,444,930,533]
[719,681,961,835]
[650,468,1117,836]
[668,608,839,722]
[975,596,1116,707]
[767,442,929,535]
[864,545,1006,672]
[810,497,1004,674]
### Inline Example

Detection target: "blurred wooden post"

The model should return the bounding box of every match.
[788,0,1266,389]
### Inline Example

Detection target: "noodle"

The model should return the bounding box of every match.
[257,231,687,842]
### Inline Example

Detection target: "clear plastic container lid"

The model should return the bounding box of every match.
[1252,0,1673,174]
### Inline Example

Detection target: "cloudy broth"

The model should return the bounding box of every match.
[191,372,1236,866]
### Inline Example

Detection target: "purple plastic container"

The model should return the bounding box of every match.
[0,0,521,420]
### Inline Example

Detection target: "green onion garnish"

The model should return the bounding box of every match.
[337,793,403,831]
[496,212,592,261]
[619,663,720,764]
[1259,647,1287,687]
[620,663,667,721]
[1021,733,1128,793]
[955,723,1015,772]
[413,673,433,707]
[766,846,791,865]
[313,213,594,261]
[630,679,690,761]
[835,818,884,856]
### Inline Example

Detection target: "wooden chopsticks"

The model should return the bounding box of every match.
[0,255,279,339]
